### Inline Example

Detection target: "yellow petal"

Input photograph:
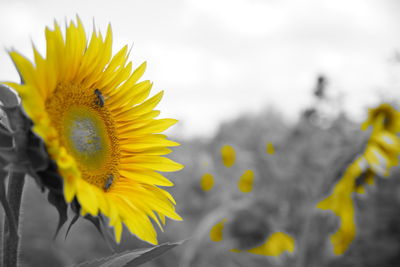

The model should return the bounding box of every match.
[119,169,174,186]
[119,119,178,136]
[9,51,38,88]
[76,181,100,216]
[110,61,147,97]
[120,156,183,172]
[120,134,179,149]
[113,221,123,243]
[115,91,164,120]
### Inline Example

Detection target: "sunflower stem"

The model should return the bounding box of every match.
[0,170,18,245]
[2,170,25,267]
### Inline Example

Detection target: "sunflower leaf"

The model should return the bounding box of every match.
[84,214,116,252]
[47,191,68,240]
[36,160,63,193]
[26,131,49,172]
[0,124,12,147]
[0,147,18,163]
[76,240,185,267]
[65,213,80,240]
[83,214,104,237]
[0,123,13,137]
[0,85,19,108]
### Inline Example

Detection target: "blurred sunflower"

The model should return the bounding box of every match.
[360,105,400,178]
[361,103,400,133]
[209,207,295,257]
[4,17,183,244]
[317,103,400,255]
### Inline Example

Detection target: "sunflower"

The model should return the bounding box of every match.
[317,103,400,255]
[4,17,183,244]
[209,202,295,257]
[361,106,400,177]
[209,217,295,256]
[361,103,400,134]
[317,132,400,254]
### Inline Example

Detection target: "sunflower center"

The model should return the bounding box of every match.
[45,83,120,190]
[64,107,109,170]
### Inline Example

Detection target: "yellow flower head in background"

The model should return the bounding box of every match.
[4,17,183,244]
[317,103,400,255]
[205,142,293,257]
[210,216,294,257]
[361,105,400,177]
[361,103,400,133]
[221,145,236,167]
[238,169,254,193]
[266,142,275,155]
[200,173,214,191]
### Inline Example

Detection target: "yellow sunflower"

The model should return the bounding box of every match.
[4,17,183,244]
[209,218,295,256]
[361,107,400,177]
[317,103,400,255]
[361,103,400,134]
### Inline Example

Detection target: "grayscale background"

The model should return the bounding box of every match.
[0,0,400,266]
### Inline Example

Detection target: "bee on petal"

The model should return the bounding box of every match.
[104,174,113,191]
[94,89,105,107]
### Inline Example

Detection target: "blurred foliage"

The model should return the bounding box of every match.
[7,98,400,266]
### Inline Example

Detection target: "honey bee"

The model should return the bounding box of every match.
[94,89,105,107]
[104,174,113,191]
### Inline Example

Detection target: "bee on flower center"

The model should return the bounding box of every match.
[94,89,105,107]
[104,174,114,191]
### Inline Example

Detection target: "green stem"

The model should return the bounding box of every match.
[3,170,25,267]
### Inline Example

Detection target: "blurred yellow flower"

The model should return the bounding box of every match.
[361,103,400,133]
[4,17,183,244]
[238,169,254,193]
[200,173,214,191]
[232,232,295,256]
[318,103,400,255]
[266,142,275,154]
[362,125,400,177]
[210,212,294,256]
[221,145,236,167]
[210,218,227,242]
[357,104,400,189]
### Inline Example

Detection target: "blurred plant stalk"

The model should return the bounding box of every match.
[2,171,25,267]
[0,85,31,267]
[296,127,371,267]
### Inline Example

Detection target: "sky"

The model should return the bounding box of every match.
[1,0,400,137]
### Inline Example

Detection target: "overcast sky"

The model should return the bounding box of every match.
[1,0,400,137]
